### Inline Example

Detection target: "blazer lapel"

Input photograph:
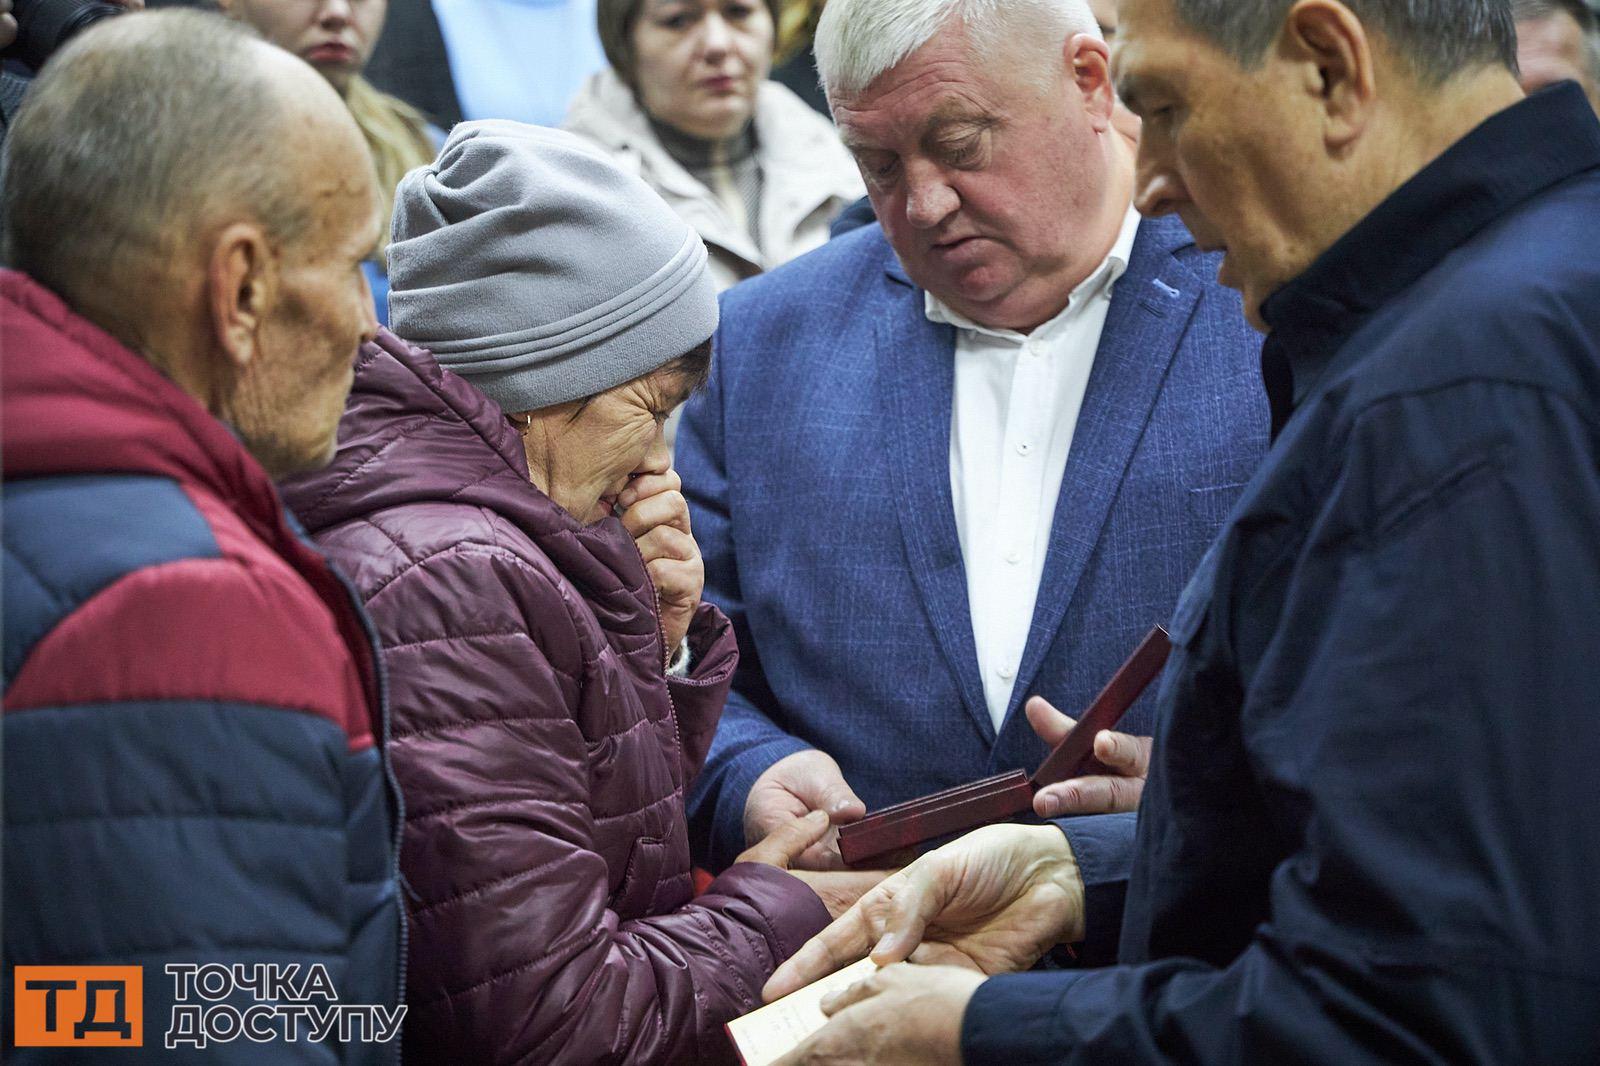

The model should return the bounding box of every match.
[1007,217,1205,725]
[877,256,995,743]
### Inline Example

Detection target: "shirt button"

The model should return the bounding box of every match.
[1005,550,1023,565]
[997,664,1016,681]
[1016,442,1035,456]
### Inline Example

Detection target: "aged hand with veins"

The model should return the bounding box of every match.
[771,963,983,1066]
[763,823,1084,1002]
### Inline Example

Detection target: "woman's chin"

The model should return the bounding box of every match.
[543,488,610,525]
[676,102,755,141]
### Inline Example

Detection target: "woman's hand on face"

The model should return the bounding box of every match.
[617,469,703,654]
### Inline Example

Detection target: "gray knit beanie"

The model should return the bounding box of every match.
[388,120,719,414]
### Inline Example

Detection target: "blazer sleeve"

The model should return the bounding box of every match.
[678,327,814,871]
[375,544,828,1066]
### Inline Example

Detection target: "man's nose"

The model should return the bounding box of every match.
[1133,150,1186,218]
[904,166,959,230]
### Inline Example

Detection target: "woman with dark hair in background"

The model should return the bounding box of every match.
[564,0,862,294]
[218,0,439,323]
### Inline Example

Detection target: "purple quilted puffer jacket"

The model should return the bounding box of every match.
[281,331,829,1065]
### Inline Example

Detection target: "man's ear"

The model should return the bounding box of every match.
[1067,32,1116,131]
[1283,0,1376,152]
[206,221,276,373]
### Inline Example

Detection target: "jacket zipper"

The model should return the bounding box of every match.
[330,564,408,1066]
[635,542,687,783]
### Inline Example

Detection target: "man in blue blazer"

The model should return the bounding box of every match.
[678,0,1266,916]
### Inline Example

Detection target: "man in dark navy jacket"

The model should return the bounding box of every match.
[762,1,1600,1062]
[2,12,401,1063]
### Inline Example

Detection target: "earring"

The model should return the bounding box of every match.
[507,412,533,437]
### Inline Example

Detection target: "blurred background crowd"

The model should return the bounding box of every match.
[6,0,1597,330]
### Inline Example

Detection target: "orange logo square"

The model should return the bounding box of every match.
[13,966,143,1047]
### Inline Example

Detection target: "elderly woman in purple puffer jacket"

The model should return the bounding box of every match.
[280,122,881,1066]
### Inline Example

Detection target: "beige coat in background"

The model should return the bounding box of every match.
[564,68,866,293]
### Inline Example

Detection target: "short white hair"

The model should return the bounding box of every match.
[815,0,1102,102]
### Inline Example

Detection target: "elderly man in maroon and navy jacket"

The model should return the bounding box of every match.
[1,13,402,1064]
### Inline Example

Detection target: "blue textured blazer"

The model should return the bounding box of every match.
[679,218,1268,897]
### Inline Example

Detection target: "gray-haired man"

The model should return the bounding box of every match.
[681,0,1266,892]
[3,12,401,1063]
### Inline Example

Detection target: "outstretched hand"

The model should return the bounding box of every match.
[763,823,1084,1002]
[771,963,982,1066]
[1025,695,1153,817]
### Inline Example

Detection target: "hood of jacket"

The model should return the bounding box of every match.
[3,270,288,535]
[281,328,661,636]
[0,267,384,717]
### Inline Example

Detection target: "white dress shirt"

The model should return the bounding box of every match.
[933,207,1141,732]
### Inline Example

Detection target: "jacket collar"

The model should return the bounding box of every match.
[1259,83,1600,435]
[1,270,285,540]
[0,269,384,710]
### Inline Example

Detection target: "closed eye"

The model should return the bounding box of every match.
[855,152,900,185]
[941,138,982,166]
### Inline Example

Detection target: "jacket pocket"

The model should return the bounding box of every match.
[610,836,668,919]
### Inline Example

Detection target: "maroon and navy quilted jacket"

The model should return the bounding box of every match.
[1,270,402,1064]
[281,331,830,1066]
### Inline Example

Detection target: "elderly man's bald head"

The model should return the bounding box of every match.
[3,8,384,477]
[2,9,370,321]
